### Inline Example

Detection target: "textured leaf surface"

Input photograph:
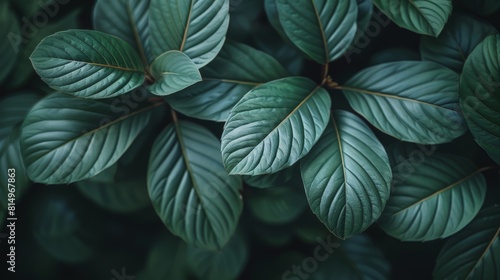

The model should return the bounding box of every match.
[433,206,500,280]
[343,61,466,144]
[420,13,497,73]
[373,0,452,36]
[0,3,20,84]
[149,0,229,67]
[276,0,358,63]
[222,77,331,175]
[30,30,145,99]
[148,121,243,249]
[93,0,151,64]
[378,154,487,241]
[301,111,392,239]
[460,34,500,164]
[166,41,289,122]
[147,51,201,96]
[21,93,158,184]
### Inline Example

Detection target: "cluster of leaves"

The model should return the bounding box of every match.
[1,0,500,279]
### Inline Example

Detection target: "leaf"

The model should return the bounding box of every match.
[147,51,201,96]
[300,110,392,239]
[0,3,19,85]
[420,13,497,73]
[149,0,229,68]
[459,0,500,16]
[460,34,500,165]
[342,61,467,144]
[243,165,294,189]
[148,120,243,249]
[93,0,151,64]
[221,77,331,175]
[368,47,420,66]
[30,30,145,99]
[166,41,289,122]
[433,206,500,280]
[187,232,248,280]
[373,0,452,37]
[378,153,487,241]
[20,93,160,184]
[276,0,358,64]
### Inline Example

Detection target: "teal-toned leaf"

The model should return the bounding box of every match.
[166,41,289,122]
[187,232,248,280]
[222,77,331,175]
[373,0,452,36]
[264,0,287,39]
[243,165,294,189]
[433,206,500,280]
[147,51,201,96]
[20,93,160,184]
[420,13,497,73]
[247,185,307,225]
[459,0,500,16]
[148,120,243,249]
[378,154,487,241]
[0,2,20,84]
[276,0,358,63]
[149,0,229,68]
[30,30,145,99]
[351,0,374,48]
[301,111,392,239]
[93,0,151,64]
[343,61,466,144]
[460,34,500,165]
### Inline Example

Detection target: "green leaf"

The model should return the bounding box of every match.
[149,0,229,68]
[0,3,20,85]
[460,34,500,165]
[276,0,358,64]
[243,165,294,189]
[148,120,243,250]
[222,77,331,175]
[166,41,289,122]
[247,185,307,225]
[147,51,201,96]
[368,47,420,66]
[343,61,466,144]
[93,0,151,64]
[30,30,145,99]
[187,232,248,280]
[301,111,392,239]
[420,13,497,73]
[378,154,487,241]
[459,0,500,16]
[433,205,500,280]
[20,93,159,184]
[373,0,452,37]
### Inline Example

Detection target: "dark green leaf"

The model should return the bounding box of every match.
[21,93,159,184]
[459,0,500,16]
[343,61,466,144]
[460,34,500,164]
[420,13,497,73]
[276,0,358,63]
[166,41,289,121]
[379,154,487,241]
[367,48,420,66]
[0,3,20,84]
[148,121,243,249]
[301,111,392,239]
[433,206,500,280]
[149,0,229,68]
[30,30,145,99]
[373,0,452,36]
[243,165,294,189]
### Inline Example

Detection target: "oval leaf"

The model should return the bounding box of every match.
[148,120,243,249]
[343,61,467,144]
[378,154,487,241]
[301,110,392,239]
[276,0,358,64]
[222,77,331,175]
[30,30,145,99]
[149,0,229,68]
[373,0,452,36]
[147,50,201,96]
[21,93,160,184]
[433,206,500,280]
[0,3,20,84]
[460,34,500,165]
[166,41,289,122]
